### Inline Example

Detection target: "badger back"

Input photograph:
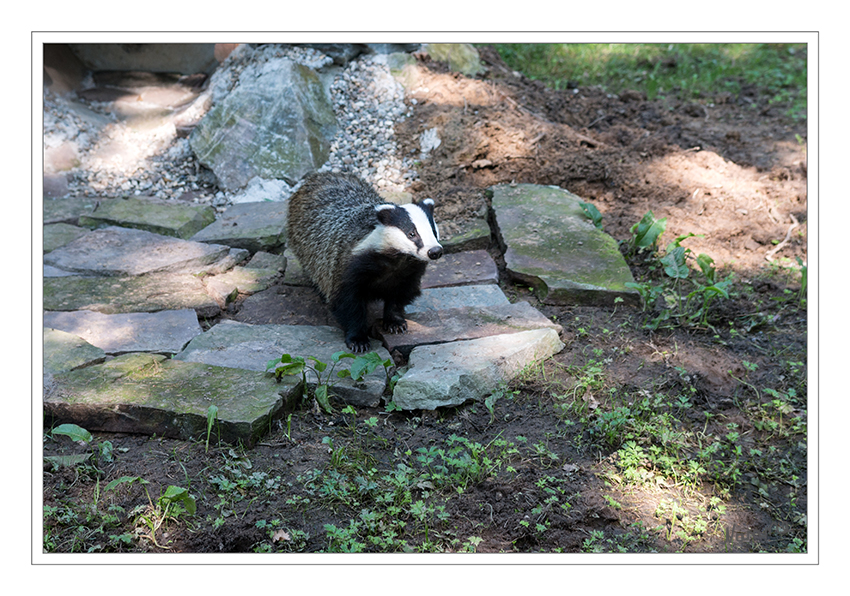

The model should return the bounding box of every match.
[287,174,384,301]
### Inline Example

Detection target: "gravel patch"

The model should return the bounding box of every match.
[43,44,419,210]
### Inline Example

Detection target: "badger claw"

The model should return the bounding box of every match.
[382,319,408,334]
[345,336,372,354]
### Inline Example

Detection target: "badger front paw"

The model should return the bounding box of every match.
[382,316,408,335]
[345,334,372,354]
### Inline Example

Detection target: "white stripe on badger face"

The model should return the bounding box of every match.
[401,203,442,257]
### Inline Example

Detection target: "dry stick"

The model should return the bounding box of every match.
[765,213,800,262]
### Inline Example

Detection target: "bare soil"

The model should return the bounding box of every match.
[42,46,808,555]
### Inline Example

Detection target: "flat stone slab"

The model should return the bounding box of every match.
[490,184,639,306]
[44,223,88,253]
[377,301,562,357]
[234,285,335,327]
[44,265,76,278]
[392,328,565,410]
[246,251,287,271]
[192,201,289,253]
[282,250,310,286]
[440,216,491,253]
[43,309,202,355]
[44,273,221,318]
[203,267,282,307]
[406,284,511,314]
[44,353,300,445]
[421,250,497,289]
[43,327,106,375]
[43,196,107,225]
[43,226,231,277]
[174,320,390,407]
[78,196,216,240]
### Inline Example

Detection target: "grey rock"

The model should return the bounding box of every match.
[423,44,485,77]
[44,273,221,317]
[235,285,334,327]
[43,226,231,277]
[44,265,76,278]
[378,301,562,357]
[43,327,106,375]
[192,201,289,252]
[174,320,390,407]
[196,248,251,276]
[392,328,565,410]
[281,250,311,286]
[43,196,107,225]
[78,196,216,240]
[490,184,639,306]
[44,223,87,253]
[421,250,497,289]
[43,174,69,199]
[45,353,300,445]
[440,216,492,253]
[406,284,510,314]
[246,251,287,271]
[43,309,202,355]
[202,267,282,307]
[190,59,338,190]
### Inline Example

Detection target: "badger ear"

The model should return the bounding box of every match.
[417,198,435,217]
[375,203,397,224]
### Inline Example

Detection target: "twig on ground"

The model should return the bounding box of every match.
[765,213,800,262]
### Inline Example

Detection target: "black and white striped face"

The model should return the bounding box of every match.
[352,200,443,261]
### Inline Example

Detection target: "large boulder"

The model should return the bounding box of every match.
[189,58,338,190]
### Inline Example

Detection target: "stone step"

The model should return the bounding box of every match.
[44,226,231,277]
[44,353,299,445]
[406,284,510,314]
[490,183,639,306]
[421,249,497,288]
[43,327,106,375]
[43,309,203,355]
[202,266,282,308]
[392,328,565,410]
[44,273,222,318]
[377,300,561,357]
[174,320,390,407]
[191,201,289,253]
[44,223,87,253]
[78,196,216,240]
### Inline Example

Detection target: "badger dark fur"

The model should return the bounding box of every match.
[286,172,443,353]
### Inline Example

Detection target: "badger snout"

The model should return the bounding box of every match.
[428,246,443,260]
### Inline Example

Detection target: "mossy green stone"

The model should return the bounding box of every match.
[43,327,106,374]
[44,274,221,317]
[44,353,300,445]
[78,197,216,239]
[490,184,639,306]
[44,223,88,253]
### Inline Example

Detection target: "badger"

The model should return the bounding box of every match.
[286,172,443,353]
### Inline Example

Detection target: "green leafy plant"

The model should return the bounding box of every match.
[579,201,603,230]
[266,351,393,414]
[629,210,667,252]
[205,405,219,453]
[105,476,196,549]
[627,226,731,330]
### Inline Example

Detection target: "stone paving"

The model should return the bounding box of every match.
[42,182,641,443]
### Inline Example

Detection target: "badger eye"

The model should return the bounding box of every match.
[408,230,417,238]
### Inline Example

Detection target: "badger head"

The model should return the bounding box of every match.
[352,200,443,261]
